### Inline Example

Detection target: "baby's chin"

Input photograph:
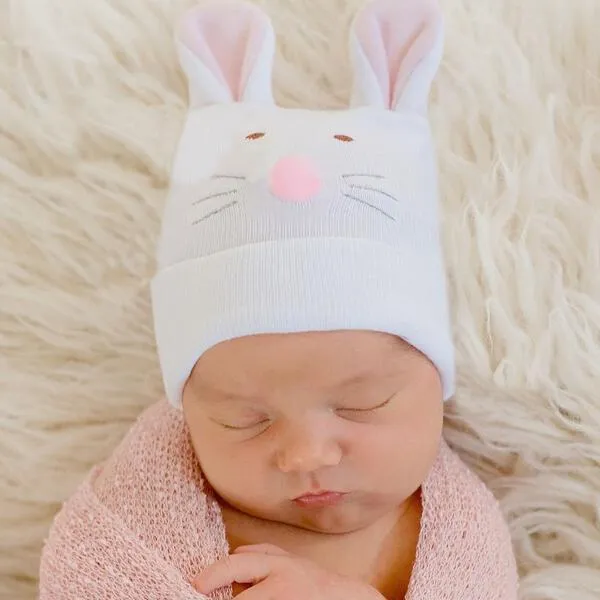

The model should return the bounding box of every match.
[292,510,379,535]
[234,493,398,536]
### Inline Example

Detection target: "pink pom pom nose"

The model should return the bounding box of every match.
[269,156,322,203]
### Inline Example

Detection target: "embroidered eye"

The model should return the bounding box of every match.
[334,134,354,142]
[246,132,266,140]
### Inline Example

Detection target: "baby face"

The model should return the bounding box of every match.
[182,330,443,535]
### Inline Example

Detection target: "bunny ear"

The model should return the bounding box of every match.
[176,1,276,107]
[349,0,443,114]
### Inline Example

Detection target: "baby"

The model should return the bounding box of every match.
[39,0,519,599]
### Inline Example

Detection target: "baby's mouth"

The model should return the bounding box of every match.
[292,491,348,508]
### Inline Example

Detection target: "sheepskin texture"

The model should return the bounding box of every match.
[1,0,600,599]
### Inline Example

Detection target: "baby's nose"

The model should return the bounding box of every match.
[269,156,321,203]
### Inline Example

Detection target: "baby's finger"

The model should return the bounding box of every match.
[234,544,289,556]
[192,553,275,595]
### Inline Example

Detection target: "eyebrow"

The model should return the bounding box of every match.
[196,387,257,403]
[334,371,374,389]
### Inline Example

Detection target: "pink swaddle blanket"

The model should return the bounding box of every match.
[39,401,518,599]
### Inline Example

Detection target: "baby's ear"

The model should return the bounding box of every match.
[349,0,443,115]
[176,1,276,107]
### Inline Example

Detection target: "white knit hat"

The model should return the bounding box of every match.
[151,0,455,408]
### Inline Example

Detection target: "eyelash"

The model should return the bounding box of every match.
[220,420,270,431]
[337,394,394,415]
[217,395,393,432]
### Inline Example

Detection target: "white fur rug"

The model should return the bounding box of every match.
[2,0,600,598]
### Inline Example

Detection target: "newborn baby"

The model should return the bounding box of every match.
[184,331,443,599]
[39,0,519,598]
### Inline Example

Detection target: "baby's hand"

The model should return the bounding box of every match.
[192,544,385,600]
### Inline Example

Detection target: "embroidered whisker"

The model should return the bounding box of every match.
[343,193,395,221]
[193,190,238,206]
[347,184,398,202]
[192,201,239,225]
[211,175,247,180]
[341,173,385,180]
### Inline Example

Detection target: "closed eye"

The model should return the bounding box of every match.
[246,132,266,140]
[211,410,271,431]
[337,394,394,414]
[218,420,269,430]
[334,134,354,142]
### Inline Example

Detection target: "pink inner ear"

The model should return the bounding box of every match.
[181,4,268,101]
[354,0,437,109]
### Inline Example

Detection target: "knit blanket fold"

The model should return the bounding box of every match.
[39,401,518,599]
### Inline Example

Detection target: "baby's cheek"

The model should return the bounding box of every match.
[347,428,395,472]
[354,425,429,489]
[217,454,266,497]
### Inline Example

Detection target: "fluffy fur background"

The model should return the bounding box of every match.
[1,0,600,598]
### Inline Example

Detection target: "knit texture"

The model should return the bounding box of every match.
[151,0,456,409]
[39,401,518,599]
